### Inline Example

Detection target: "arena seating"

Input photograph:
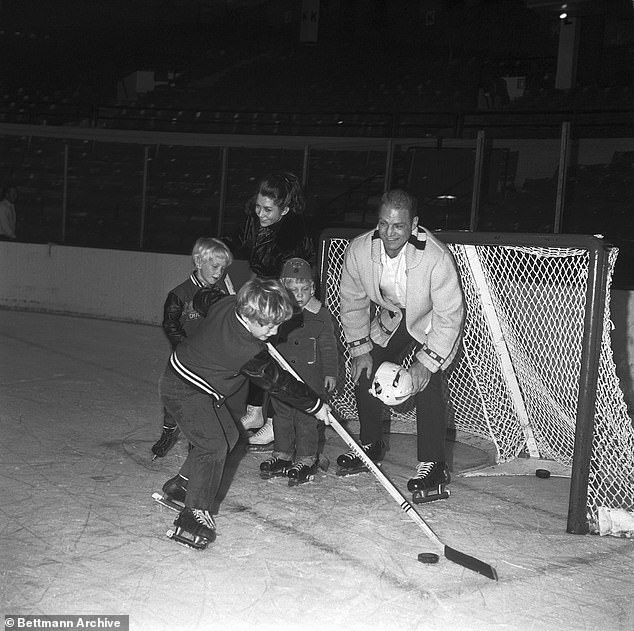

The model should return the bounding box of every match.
[0,26,633,287]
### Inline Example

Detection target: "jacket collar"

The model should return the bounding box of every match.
[303,296,322,314]
[370,225,428,268]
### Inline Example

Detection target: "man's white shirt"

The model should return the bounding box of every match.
[379,240,407,309]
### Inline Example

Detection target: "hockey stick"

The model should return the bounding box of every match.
[265,341,498,581]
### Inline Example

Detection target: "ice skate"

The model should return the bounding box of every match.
[287,461,319,486]
[151,424,180,459]
[246,417,274,451]
[259,456,292,479]
[407,461,450,503]
[167,507,216,550]
[239,405,264,431]
[287,456,329,487]
[336,440,385,476]
[153,474,188,512]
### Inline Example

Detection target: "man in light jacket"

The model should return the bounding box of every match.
[338,188,464,501]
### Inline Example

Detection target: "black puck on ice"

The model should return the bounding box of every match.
[417,553,440,564]
[535,468,551,479]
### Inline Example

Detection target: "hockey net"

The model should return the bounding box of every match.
[319,229,634,533]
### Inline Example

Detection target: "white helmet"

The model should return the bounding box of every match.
[369,362,414,406]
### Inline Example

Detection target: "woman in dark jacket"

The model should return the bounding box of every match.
[236,171,316,447]
[237,171,315,279]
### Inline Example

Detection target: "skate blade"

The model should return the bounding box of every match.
[166,529,209,550]
[152,492,183,512]
[246,442,274,452]
[336,462,381,477]
[412,488,451,504]
[288,474,315,487]
[151,449,174,459]
[336,467,368,477]
[259,471,288,480]
[151,443,178,459]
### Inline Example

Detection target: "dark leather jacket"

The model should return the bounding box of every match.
[163,276,227,348]
[237,210,315,278]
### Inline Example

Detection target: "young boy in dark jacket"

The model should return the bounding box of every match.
[157,278,331,549]
[151,237,234,459]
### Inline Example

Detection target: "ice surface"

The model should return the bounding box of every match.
[1,310,633,631]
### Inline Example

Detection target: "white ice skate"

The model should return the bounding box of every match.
[239,405,264,431]
[247,417,274,451]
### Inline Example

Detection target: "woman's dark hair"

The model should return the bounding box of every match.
[256,171,305,215]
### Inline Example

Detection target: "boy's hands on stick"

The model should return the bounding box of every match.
[314,403,332,424]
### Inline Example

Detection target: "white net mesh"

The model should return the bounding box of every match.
[320,233,634,531]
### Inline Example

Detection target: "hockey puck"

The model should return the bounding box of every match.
[417,553,440,564]
[535,468,551,479]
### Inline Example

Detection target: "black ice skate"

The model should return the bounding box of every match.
[152,474,188,512]
[167,507,216,550]
[259,456,292,480]
[287,457,328,487]
[151,424,180,459]
[407,462,451,504]
[336,440,385,476]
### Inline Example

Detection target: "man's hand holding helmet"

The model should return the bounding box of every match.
[408,360,432,394]
[369,361,415,406]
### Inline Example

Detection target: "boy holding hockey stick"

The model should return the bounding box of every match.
[157,278,331,549]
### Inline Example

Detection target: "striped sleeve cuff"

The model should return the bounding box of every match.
[305,398,323,415]
[416,344,445,372]
[348,336,372,357]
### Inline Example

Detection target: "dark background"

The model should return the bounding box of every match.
[1,0,633,286]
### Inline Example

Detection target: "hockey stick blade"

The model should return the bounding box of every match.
[265,343,498,581]
[332,418,497,580]
[444,545,498,581]
[332,419,498,580]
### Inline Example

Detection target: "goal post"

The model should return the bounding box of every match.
[318,228,634,535]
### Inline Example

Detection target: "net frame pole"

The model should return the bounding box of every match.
[566,240,609,534]
[463,244,540,457]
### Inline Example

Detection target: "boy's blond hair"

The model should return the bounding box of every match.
[281,277,313,290]
[192,237,233,268]
[237,278,293,326]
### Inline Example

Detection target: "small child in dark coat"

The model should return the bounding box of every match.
[260,258,339,485]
